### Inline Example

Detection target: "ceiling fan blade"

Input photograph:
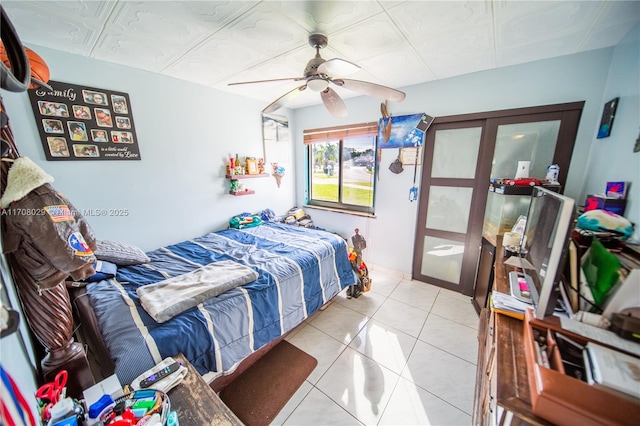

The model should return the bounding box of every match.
[228,76,303,86]
[317,58,360,77]
[321,87,348,119]
[262,84,307,114]
[333,78,406,102]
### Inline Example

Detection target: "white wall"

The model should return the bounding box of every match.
[1,45,296,252]
[581,24,640,242]
[294,47,619,274]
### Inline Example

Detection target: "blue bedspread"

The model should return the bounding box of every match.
[86,222,355,385]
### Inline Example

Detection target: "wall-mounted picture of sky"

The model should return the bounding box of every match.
[377,113,433,149]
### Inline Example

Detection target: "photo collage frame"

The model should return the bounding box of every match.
[28,80,141,161]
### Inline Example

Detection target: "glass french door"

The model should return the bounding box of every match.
[412,121,492,295]
[412,103,583,296]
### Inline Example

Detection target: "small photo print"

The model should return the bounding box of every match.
[115,116,131,129]
[42,119,64,134]
[82,90,109,106]
[90,129,109,142]
[47,137,70,157]
[94,108,113,127]
[73,144,100,158]
[112,95,128,114]
[38,101,69,117]
[72,105,92,120]
[111,131,134,144]
[67,121,88,141]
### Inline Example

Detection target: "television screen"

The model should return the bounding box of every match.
[520,186,576,319]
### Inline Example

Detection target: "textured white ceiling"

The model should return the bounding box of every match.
[3,0,639,110]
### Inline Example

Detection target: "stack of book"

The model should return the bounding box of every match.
[490,290,531,320]
[583,342,640,400]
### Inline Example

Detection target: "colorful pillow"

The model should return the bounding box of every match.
[94,240,150,266]
[577,210,633,239]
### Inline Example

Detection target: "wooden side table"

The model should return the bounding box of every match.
[169,354,243,426]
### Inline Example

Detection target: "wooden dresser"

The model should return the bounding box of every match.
[472,238,553,426]
[169,354,243,426]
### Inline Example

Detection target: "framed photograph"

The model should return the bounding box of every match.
[46,137,70,157]
[94,108,113,127]
[597,97,619,139]
[115,116,131,129]
[73,144,100,157]
[90,129,109,142]
[28,80,141,160]
[67,121,88,141]
[111,131,134,144]
[111,95,128,114]
[72,105,92,120]
[400,147,422,165]
[38,101,69,117]
[82,90,109,106]
[42,119,63,133]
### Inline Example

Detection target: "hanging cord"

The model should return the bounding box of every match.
[412,146,420,186]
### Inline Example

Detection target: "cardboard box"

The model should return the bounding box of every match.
[523,310,640,425]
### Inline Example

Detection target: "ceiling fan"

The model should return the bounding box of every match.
[229,34,406,118]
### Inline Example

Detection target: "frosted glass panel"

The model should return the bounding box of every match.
[426,186,473,233]
[491,121,560,180]
[421,236,464,284]
[432,127,482,178]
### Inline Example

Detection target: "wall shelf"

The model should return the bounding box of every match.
[226,173,269,180]
[229,190,255,196]
[226,173,268,195]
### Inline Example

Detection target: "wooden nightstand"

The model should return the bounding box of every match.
[169,354,243,426]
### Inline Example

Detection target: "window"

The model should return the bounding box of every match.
[305,122,378,214]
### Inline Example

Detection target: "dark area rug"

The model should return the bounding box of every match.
[219,340,317,426]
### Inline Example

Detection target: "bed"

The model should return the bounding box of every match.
[72,221,355,388]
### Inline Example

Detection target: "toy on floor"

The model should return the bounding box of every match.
[347,228,371,298]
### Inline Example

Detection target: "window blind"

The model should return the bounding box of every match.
[303,122,378,144]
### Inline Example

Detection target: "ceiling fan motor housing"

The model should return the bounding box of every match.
[304,56,327,78]
[304,34,329,78]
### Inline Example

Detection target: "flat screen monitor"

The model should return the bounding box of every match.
[520,186,576,319]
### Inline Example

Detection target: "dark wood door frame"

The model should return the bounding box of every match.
[412,101,584,296]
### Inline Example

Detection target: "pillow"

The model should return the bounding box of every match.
[577,209,633,239]
[94,240,150,266]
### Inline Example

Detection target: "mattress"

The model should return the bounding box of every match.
[85,222,355,385]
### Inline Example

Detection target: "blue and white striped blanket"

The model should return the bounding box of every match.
[85,222,355,385]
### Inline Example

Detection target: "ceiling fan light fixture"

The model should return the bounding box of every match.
[307,78,329,92]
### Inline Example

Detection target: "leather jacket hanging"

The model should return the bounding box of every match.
[1,157,96,290]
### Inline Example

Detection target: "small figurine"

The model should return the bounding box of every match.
[351,228,366,266]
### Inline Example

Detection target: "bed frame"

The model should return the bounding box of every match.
[71,286,292,393]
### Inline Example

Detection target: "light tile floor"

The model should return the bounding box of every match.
[273,265,480,426]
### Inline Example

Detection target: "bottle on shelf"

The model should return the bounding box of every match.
[235,153,242,174]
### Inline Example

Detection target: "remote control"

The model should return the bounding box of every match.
[139,362,181,388]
